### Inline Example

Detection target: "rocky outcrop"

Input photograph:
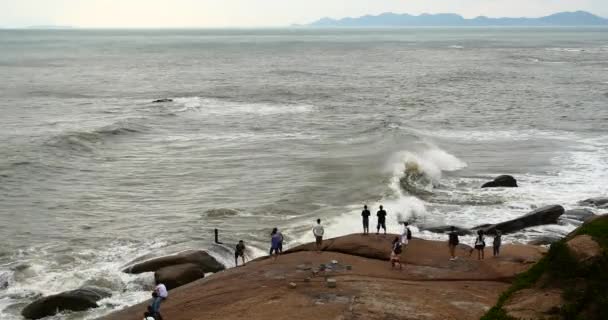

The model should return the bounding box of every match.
[481,175,518,188]
[579,197,608,207]
[503,288,563,319]
[566,235,601,264]
[155,263,205,290]
[480,205,564,235]
[123,250,224,274]
[21,287,111,319]
[104,234,544,320]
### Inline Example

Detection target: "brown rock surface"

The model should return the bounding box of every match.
[566,235,602,264]
[503,288,563,319]
[103,234,545,320]
[154,263,205,290]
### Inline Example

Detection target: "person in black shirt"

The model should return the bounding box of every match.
[235,240,246,267]
[448,226,459,261]
[361,205,371,234]
[376,205,387,235]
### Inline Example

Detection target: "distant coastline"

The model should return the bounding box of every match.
[307,11,608,27]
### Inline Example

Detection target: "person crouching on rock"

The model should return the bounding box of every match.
[235,240,246,266]
[493,230,502,257]
[448,226,459,261]
[313,219,325,253]
[270,228,281,260]
[390,236,403,270]
[474,230,486,260]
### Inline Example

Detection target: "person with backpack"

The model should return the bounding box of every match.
[493,230,502,257]
[361,205,371,234]
[376,205,387,235]
[390,236,403,270]
[448,226,459,261]
[474,230,486,260]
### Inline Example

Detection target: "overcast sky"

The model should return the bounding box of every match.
[2,0,607,28]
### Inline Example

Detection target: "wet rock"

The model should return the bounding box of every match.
[528,235,562,246]
[481,175,518,188]
[563,209,596,222]
[21,287,111,319]
[422,225,473,235]
[155,263,205,290]
[124,250,224,274]
[566,235,601,264]
[579,197,608,207]
[152,98,173,103]
[480,205,564,235]
[326,278,336,288]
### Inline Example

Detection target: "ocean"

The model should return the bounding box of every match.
[1,27,607,319]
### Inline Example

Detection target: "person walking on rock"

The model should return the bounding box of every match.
[376,205,387,235]
[448,226,459,261]
[475,230,486,260]
[270,228,281,260]
[361,205,371,234]
[235,240,246,266]
[390,236,403,270]
[493,230,502,257]
[313,219,325,253]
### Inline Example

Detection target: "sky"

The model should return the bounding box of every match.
[1,0,607,28]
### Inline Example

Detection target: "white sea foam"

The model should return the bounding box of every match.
[173,97,314,115]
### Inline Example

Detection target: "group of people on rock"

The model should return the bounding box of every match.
[448,226,503,261]
[144,204,508,318]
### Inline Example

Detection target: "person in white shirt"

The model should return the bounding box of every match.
[400,222,411,246]
[312,219,324,253]
[155,283,168,299]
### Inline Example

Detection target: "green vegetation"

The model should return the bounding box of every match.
[480,216,608,320]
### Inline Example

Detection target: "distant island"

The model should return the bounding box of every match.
[308,11,608,27]
[25,25,74,29]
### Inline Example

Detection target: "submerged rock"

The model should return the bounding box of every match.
[563,209,596,222]
[21,286,111,319]
[480,205,565,235]
[579,197,608,207]
[123,250,225,274]
[152,98,173,103]
[481,175,518,188]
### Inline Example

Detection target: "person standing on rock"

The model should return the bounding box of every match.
[270,228,281,260]
[448,226,459,261]
[376,205,387,235]
[390,236,403,270]
[401,222,412,245]
[278,230,285,253]
[362,205,371,234]
[493,230,502,257]
[235,240,246,266]
[313,219,325,253]
[474,230,486,260]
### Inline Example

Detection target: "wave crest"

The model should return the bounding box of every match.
[46,121,145,152]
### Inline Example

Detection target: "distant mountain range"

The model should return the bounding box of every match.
[309,11,608,27]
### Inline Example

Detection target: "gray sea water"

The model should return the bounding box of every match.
[1,27,608,319]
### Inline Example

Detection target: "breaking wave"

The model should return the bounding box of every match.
[45,121,146,152]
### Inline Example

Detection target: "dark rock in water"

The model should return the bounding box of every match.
[155,263,205,290]
[579,197,608,207]
[152,98,173,103]
[481,205,565,235]
[21,287,111,319]
[481,175,518,188]
[564,209,596,222]
[421,225,472,236]
[204,208,240,218]
[123,250,225,274]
